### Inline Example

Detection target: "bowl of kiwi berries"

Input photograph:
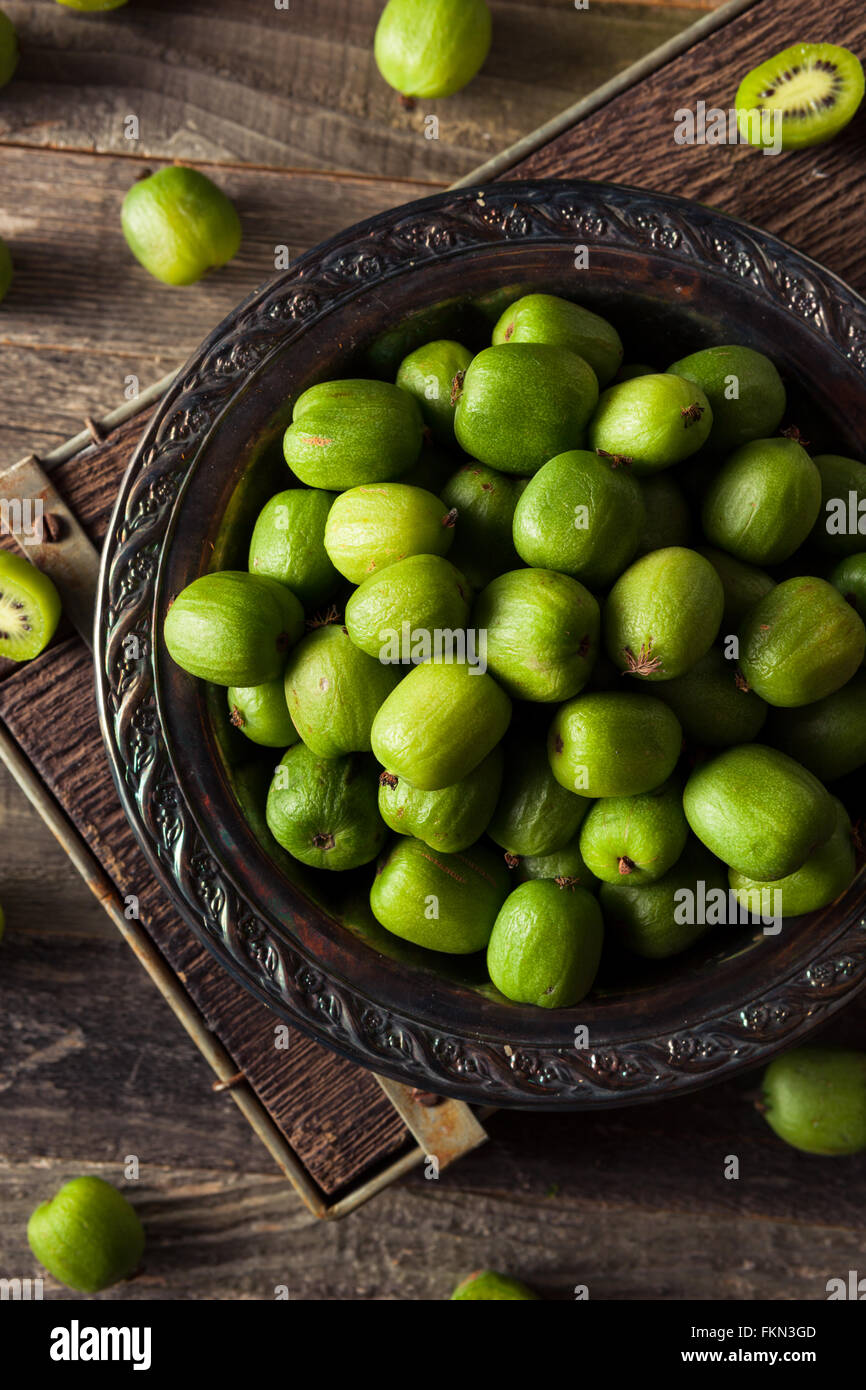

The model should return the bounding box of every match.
[96,179,866,1108]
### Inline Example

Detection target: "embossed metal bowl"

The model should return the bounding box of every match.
[96,180,866,1108]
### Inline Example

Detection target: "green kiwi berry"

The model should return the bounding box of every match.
[473,567,600,703]
[248,489,340,609]
[371,657,511,791]
[736,43,865,150]
[284,379,423,490]
[370,836,508,954]
[697,546,775,627]
[515,834,598,894]
[0,551,61,662]
[378,746,503,854]
[683,744,835,881]
[454,344,599,476]
[284,623,399,757]
[548,691,682,799]
[440,462,524,591]
[512,449,645,588]
[266,745,386,871]
[396,339,473,447]
[633,473,692,558]
[808,453,866,556]
[739,576,865,707]
[28,1177,144,1294]
[653,647,767,748]
[163,571,304,687]
[829,552,866,622]
[766,669,866,781]
[667,346,785,452]
[374,0,492,99]
[730,797,855,920]
[600,837,726,960]
[579,778,688,886]
[228,679,298,749]
[604,547,724,682]
[324,483,454,585]
[701,437,821,565]
[588,373,712,474]
[487,880,603,1009]
[487,730,591,858]
[451,1270,540,1300]
[492,294,623,386]
[344,553,470,660]
[121,167,241,286]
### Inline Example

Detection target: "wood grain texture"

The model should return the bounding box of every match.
[0,0,697,180]
[0,639,410,1195]
[510,0,866,293]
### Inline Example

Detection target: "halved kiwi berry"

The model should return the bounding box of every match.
[737,42,865,150]
[0,550,61,661]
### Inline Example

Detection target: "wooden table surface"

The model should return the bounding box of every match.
[3,0,865,1302]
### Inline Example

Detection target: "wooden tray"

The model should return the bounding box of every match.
[5,0,866,1215]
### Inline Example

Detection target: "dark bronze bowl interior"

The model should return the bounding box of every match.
[97,180,866,1107]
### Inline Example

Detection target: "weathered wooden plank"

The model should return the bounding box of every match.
[0,1155,859,1301]
[509,0,866,294]
[0,0,700,181]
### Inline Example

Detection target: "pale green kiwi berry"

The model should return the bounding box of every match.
[451,1270,540,1300]
[760,1046,866,1155]
[28,1177,145,1293]
[0,9,19,89]
[122,166,241,286]
[374,0,492,99]
[588,373,713,474]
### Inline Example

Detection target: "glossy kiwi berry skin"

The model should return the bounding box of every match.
[0,9,18,88]
[451,1270,540,1301]
[283,623,399,758]
[345,553,470,660]
[604,546,724,682]
[487,731,592,858]
[512,449,645,588]
[227,679,299,748]
[324,483,454,585]
[653,647,767,748]
[829,552,866,623]
[766,669,866,781]
[283,379,423,490]
[370,836,509,954]
[760,1045,866,1155]
[163,571,304,687]
[440,462,524,592]
[396,339,473,447]
[454,343,599,476]
[738,576,866,707]
[515,833,598,894]
[697,546,775,627]
[0,550,62,662]
[27,1177,144,1294]
[265,745,386,871]
[600,837,727,960]
[701,437,821,565]
[683,743,836,881]
[730,796,855,920]
[248,489,340,609]
[374,0,492,100]
[473,567,600,703]
[667,346,785,453]
[487,880,604,1009]
[548,691,682,799]
[737,43,865,151]
[121,167,241,286]
[808,454,866,556]
[371,657,512,790]
[579,778,689,886]
[377,745,503,854]
[587,373,712,474]
[492,294,623,386]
